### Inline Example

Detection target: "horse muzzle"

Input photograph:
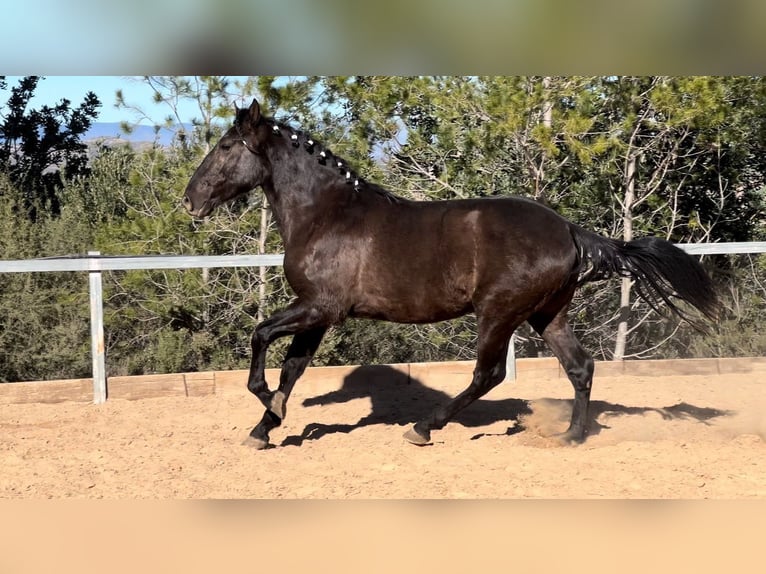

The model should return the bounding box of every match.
[182,193,213,218]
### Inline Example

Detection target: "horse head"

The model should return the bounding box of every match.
[183,99,272,217]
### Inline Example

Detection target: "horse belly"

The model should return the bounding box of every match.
[348,207,484,322]
[350,257,475,323]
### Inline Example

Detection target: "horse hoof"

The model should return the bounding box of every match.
[242,435,270,450]
[269,390,286,420]
[553,429,586,445]
[403,426,431,446]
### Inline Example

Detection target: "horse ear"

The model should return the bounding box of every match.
[247,99,261,124]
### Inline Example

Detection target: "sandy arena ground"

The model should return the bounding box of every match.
[2,366,765,498]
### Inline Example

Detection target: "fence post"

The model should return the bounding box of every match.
[505,334,517,381]
[88,251,107,403]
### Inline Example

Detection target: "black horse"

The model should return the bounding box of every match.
[183,99,719,449]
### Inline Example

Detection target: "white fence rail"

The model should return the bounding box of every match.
[1,242,765,402]
[0,253,286,273]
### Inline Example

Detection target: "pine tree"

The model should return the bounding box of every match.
[0,76,100,218]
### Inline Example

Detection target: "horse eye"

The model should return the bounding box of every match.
[221,142,233,151]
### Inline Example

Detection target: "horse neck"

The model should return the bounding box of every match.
[261,144,351,247]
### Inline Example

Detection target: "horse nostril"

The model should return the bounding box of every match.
[182,195,192,211]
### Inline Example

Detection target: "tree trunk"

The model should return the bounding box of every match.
[534,76,553,200]
[542,76,553,129]
[613,152,637,360]
[201,267,210,324]
[257,205,271,323]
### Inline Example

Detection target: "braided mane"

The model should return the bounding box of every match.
[236,108,401,204]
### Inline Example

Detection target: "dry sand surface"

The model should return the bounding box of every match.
[2,366,765,498]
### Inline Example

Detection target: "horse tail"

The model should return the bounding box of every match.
[568,224,720,330]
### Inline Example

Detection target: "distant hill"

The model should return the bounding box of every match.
[84,122,194,146]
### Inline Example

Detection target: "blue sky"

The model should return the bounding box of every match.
[3,76,240,126]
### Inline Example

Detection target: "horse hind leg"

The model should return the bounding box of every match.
[404,315,517,445]
[528,309,594,443]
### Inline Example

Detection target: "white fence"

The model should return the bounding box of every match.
[1,242,764,403]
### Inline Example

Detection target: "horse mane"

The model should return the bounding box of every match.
[236,108,401,204]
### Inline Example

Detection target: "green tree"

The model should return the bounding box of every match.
[116,76,253,151]
[585,77,765,359]
[104,76,765,367]
[0,76,100,218]
[3,75,765,384]
[0,174,95,382]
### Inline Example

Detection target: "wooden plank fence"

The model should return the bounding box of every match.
[2,357,766,405]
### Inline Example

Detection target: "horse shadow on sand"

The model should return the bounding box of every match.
[280,365,735,447]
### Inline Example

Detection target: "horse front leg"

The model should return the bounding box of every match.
[245,313,281,414]
[247,326,327,449]
[244,302,331,449]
